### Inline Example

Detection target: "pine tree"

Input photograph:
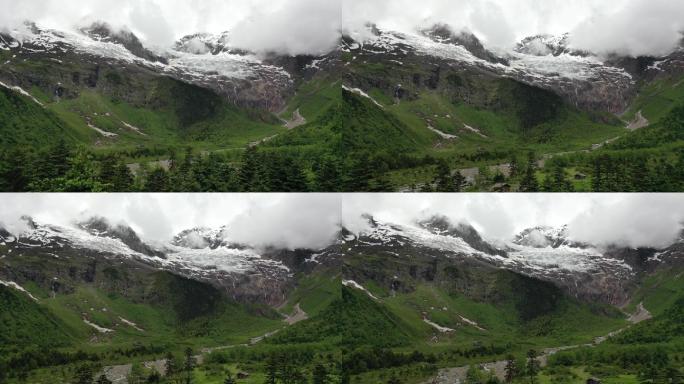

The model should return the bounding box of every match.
[314,155,341,191]
[339,368,350,384]
[264,354,278,384]
[509,156,520,179]
[183,347,195,384]
[164,351,177,377]
[312,363,328,384]
[223,369,236,384]
[434,159,453,192]
[344,154,374,191]
[453,170,466,192]
[591,157,603,192]
[239,146,259,191]
[465,365,483,384]
[519,152,539,192]
[526,349,540,384]
[371,173,395,192]
[128,363,145,384]
[145,167,170,191]
[283,157,309,192]
[74,364,93,384]
[504,354,518,383]
[48,139,72,177]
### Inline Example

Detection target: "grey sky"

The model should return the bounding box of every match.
[0,194,682,250]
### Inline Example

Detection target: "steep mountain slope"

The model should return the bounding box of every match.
[0,85,86,148]
[0,21,342,157]
[0,283,75,351]
[270,285,419,348]
[342,25,636,113]
[0,217,293,306]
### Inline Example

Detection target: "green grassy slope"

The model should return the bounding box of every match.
[271,285,420,348]
[0,285,76,352]
[0,87,86,149]
[0,76,287,155]
[624,74,684,123]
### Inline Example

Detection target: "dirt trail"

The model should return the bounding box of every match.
[284,302,309,325]
[628,302,653,324]
[421,304,654,384]
[627,110,649,131]
[283,108,306,129]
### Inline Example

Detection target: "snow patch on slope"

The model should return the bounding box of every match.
[0,280,39,301]
[0,80,44,107]
[342,84,384,108]
[423,318,454,333]
[342,279,379,300]
[83,318,113,333]
[88,122,118,137]
[118,317,144,332]
[428,125,458,139]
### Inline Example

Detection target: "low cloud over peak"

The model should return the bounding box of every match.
[1,0,682,57]
[1,194,682,251]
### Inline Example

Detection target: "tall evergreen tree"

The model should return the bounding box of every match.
[312,363,328,384]
[223,369,236,384]
[509,155,520,179]
[526,350,540,384]
[264,354,278,384]
[519,152,539,192]
[344,153,374,191]
[434,160,453,192]
[74,364,94,384]
[239,146,260,191]
[164,351,177,377]
[314,155,341,192]
[453,170,467,192]
[144,168,170,192]
[183,347,195,384]
[504,354,518,383]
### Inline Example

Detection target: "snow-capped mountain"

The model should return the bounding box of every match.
[172,226,229,249]
[174,32,235,55]
[0,216,292,305]
[1,215,681,307]
[0,21,306,112]
[334,215,683,305]
[513,34,587,57]
[341,24,681,113]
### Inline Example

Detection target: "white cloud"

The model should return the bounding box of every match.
[343,0,683,56]
[567,195,684,248]
[0,194,341,250]
[569,0,684,57]
[0,0,342,54]
[342,194,684,248]
[0,194,682,251]
[3,0,682,56]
